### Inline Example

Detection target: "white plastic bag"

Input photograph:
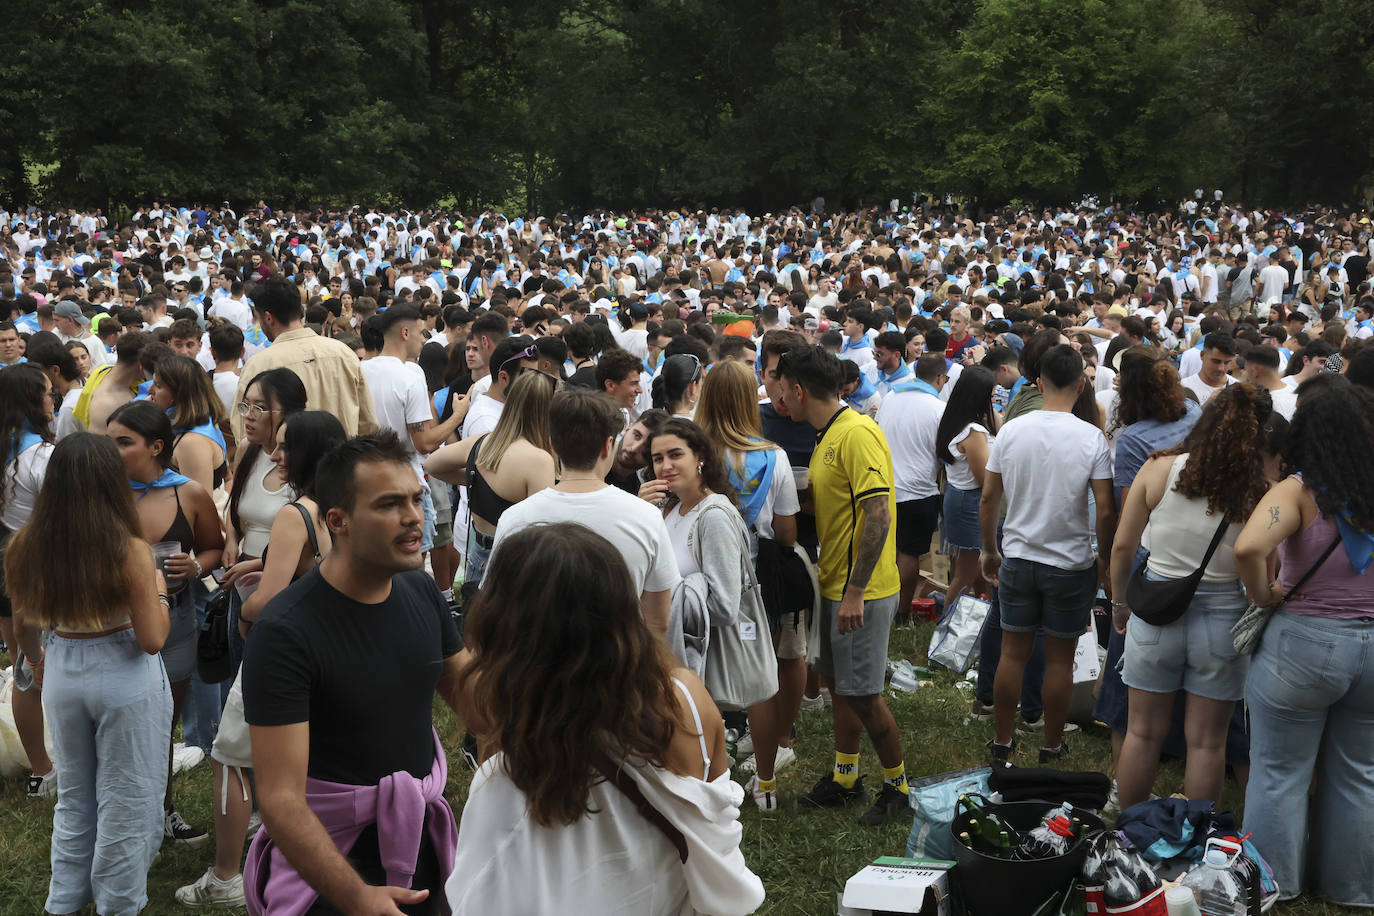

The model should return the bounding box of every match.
[927,594,991,674]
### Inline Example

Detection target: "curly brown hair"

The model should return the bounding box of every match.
[647,417,740,512]
[457,523,681,827]
[1157,383,1279,522]
[1112,346,1187,433]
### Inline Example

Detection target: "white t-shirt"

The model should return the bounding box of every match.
[1178,346,1203,379]
[1257,264,1289,303]
[619,328,649,359]
[463,392,504,439]
[1180,372,1235,405]
[468,373,493,403]
[664,500,707,577]
[986,410,1112,570]
[491,487,680,597]
[55,389,83,441]
[361,355,433,479]
[1269,386,1298,420]
[1,441,54,530]
[212,370,240,417]
[876,390,944,501]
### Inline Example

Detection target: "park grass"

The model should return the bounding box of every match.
[0,625,1363,915]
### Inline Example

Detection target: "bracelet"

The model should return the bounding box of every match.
[1111,600,1129,609]
[157,594,170,607]
[192,557,203,579]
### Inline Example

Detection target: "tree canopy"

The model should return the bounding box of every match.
[5,0,1372,210]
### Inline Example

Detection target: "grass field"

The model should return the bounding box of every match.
[0,624,1363,915]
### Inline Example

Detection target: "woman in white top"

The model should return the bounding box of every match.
[446,523,762,916]
[1109,384,1287,811]
[220,369,304,663]
[0,364,57,794]
[933,366,997,608]
[694,360,801,810]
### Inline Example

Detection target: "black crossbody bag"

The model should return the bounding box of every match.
[1126,517,1229,627]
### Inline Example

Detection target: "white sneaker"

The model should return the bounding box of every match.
[799,688,832,711]
[739,743,798,775]
[27,769,57,798]
[175,866,245,908]
[746,775,778,811]
[172,743,205,774]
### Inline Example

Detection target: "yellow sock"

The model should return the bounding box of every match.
[883,762,909,794]
[833,751,860,788]
[757,776,776,794]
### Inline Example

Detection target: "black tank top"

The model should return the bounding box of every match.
[467,435,518,524]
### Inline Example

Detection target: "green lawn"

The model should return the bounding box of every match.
[0,625,1362,914]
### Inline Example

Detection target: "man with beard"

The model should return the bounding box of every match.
[606,409,669,493]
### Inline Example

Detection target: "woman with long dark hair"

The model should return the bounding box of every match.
[7,434,171,915]
[1234,379,1374,907]
[220,367,306,666]
[0,363,57,795]
[1109,384,1286,811]
[176,411,346,908]
[935,365,997,607]
[107,400,224,846]
[445,523,762,915]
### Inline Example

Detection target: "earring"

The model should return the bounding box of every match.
[697,462,703,473]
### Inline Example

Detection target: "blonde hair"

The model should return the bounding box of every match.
[477,370,556,474]
[694,360,773,479]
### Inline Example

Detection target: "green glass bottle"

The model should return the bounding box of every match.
[958,794,1023,855]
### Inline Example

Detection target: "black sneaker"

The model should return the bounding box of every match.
[1038,742,1070,765]
[798,774,867,809]
[164,810,209,848]
[987,738,1016,764]
[460,731,480,770]
[858,784,911,826]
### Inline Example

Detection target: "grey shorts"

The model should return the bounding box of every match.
[815,593,899,696]
[429,479,454,549]
[1122,574,1249,701]
[160,586,198,683]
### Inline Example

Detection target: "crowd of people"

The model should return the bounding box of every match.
[1,198,1372,913]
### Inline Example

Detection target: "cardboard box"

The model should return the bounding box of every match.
[838,857,954,916]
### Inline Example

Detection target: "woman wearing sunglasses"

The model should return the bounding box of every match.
[651,352,704,419]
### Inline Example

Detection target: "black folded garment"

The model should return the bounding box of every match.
[989,763,1112,809]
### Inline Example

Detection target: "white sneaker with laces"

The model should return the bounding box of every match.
[739,743,797,775]
[747,775,778,811]
[175,866,245,908]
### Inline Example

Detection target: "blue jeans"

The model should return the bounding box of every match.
[182,578,221,752]
[43,629,172,916]
[1244,611,1374,905]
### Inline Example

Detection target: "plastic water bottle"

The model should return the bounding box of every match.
[1020,806,1077,859]
[1180,849,1247,916]
[1165,885,1202,916]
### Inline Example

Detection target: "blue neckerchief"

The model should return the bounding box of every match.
[889,378,940,397]
[843,372,880,410]
[842,336,872,352]
[136,379,153,399]
[5,424,45,465]
[129,468,192,499]
[878,363,913,389]
[1010,375,1027,401]
[172,416,227,453]
[1335,509,1374,575]
[730,445,776,528]
[1360,319,1374,331]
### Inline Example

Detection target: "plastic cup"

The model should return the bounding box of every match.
[152,540,182,570]
[791,466,810,491]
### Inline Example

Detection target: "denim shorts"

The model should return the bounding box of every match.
[1122,573,1249,701]
[420,481,436,554]
[942,485,981,551]
[998,556,1097,639]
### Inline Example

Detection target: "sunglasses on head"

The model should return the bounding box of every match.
[498,342,538,376]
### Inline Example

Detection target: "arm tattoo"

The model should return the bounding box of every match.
[1267,506,1280,529]
[848,495,891,591]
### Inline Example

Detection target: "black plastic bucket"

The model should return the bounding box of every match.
[949,801,1105,915]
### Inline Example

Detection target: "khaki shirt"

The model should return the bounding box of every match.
[231,327,378,439]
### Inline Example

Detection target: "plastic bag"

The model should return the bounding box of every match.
[905,766,992,861]
[928,593,991,674]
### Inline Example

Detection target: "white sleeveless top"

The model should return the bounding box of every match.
[236,450,291,558]
[1142,454,1241,582]
[445,679,764,916]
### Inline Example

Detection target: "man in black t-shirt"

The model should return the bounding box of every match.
[244,432,463,916]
